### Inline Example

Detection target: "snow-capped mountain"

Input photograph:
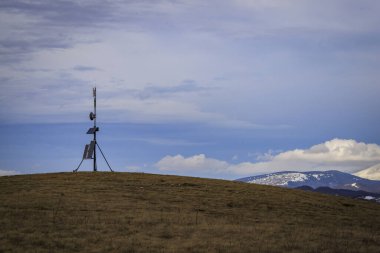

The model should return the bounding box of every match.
[354,164,380,180]
[236,170,380,193]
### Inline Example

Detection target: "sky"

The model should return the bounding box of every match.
[1,0,380,179]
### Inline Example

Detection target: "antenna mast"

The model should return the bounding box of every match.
[93,87,97,172]
[74,87,114,172]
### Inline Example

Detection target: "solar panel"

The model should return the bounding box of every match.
[86,127,99,134]
[86,141,96,159]
[82,141,96,159]
[82,144,89,159]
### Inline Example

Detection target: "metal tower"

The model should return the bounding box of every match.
[74,87,113,172]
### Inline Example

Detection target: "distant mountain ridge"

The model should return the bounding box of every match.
[236,170,380,193]
[296,186,380,203]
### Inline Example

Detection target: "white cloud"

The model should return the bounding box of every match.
[0,170,19,176]
[267,139,380,169]
[156,154,229,173]
[155,139,380,177]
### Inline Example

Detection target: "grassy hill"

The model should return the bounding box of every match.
[1,172,380,253]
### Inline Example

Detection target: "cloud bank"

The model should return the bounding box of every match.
[1,0,380,131]
[156,139,380,177]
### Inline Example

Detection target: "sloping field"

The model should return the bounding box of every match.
[0,172,379,253]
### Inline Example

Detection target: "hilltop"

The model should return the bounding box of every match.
[1,172,380,253]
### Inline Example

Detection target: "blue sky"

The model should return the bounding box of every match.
[1,0,380,179]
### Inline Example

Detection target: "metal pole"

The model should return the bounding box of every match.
[96,143,114,172]
[74,159,84,172]
[93,87,97,172]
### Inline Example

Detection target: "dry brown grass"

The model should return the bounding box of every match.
[1,172,380,253]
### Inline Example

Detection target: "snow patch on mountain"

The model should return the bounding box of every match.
[247,173,307,186]
[312,174,323,180]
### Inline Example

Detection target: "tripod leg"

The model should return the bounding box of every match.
[73,159,84,172]
[96,143,114,172]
